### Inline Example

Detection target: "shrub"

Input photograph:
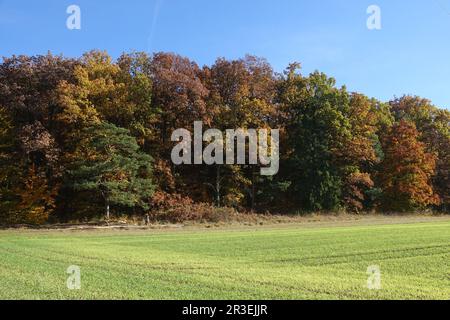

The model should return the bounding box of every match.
[149,193,237,223]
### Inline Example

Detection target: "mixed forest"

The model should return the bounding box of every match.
[0,51,448,224]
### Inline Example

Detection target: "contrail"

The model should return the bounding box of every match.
[147,0,164,52]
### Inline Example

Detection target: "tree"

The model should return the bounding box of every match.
[0,106,19,222]
[150,52,210,149]
[343,172,374,213]
[13,165,56,224]
[339,94,380,212]
[0,54,77,222]
[117,52,157,147]
[280,67,351,211]
[0,53,78,128]
[379,120,439,211]
[389,96,450,210]
[55,51,157,145]
[201,55,277,209]
[430,109,450,210]
[147,52,210,200]
[69,122,155,220]
[1,51,449,222]
[0,108,58,224]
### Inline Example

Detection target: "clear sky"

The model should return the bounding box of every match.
[1,0,449,107]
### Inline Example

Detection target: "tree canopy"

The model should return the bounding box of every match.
[69,122,155,219]
[0,51,448,224]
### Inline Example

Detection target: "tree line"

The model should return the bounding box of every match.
[0,51,448,224]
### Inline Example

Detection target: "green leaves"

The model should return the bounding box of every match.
[281,71,350,211]
[69,122,155,216]
[0,51,448,222]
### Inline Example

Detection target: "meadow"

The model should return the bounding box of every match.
[0,216,449,300]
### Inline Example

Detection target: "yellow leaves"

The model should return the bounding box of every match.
[56,79,100,126]
[15,165,56,224]
[223,189,245,208]
[59,51,145,132]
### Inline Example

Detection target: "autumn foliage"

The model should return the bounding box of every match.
[379,120,440,211]
[0,51,448,224]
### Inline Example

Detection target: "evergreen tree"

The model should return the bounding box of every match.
[69,122,155,220]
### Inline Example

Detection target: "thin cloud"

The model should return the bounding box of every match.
[147,0,164,52]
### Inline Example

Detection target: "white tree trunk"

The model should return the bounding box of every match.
[106,202,110,221]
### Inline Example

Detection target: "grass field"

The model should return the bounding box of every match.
[0,216,449,300]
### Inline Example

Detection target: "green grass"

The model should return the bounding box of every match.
[0,217,449,300]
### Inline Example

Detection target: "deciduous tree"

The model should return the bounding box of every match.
[379,120,439,211]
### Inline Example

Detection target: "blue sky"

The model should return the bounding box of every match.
[1,0,449,107]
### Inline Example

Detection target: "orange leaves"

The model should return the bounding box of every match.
[379,120,440,211]
[344,172,374,213]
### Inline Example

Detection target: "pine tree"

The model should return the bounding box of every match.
[69,122,155,220]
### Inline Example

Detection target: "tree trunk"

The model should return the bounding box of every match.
[251,168,256,211]
[106,200,110,221]
[216,166,221,207]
